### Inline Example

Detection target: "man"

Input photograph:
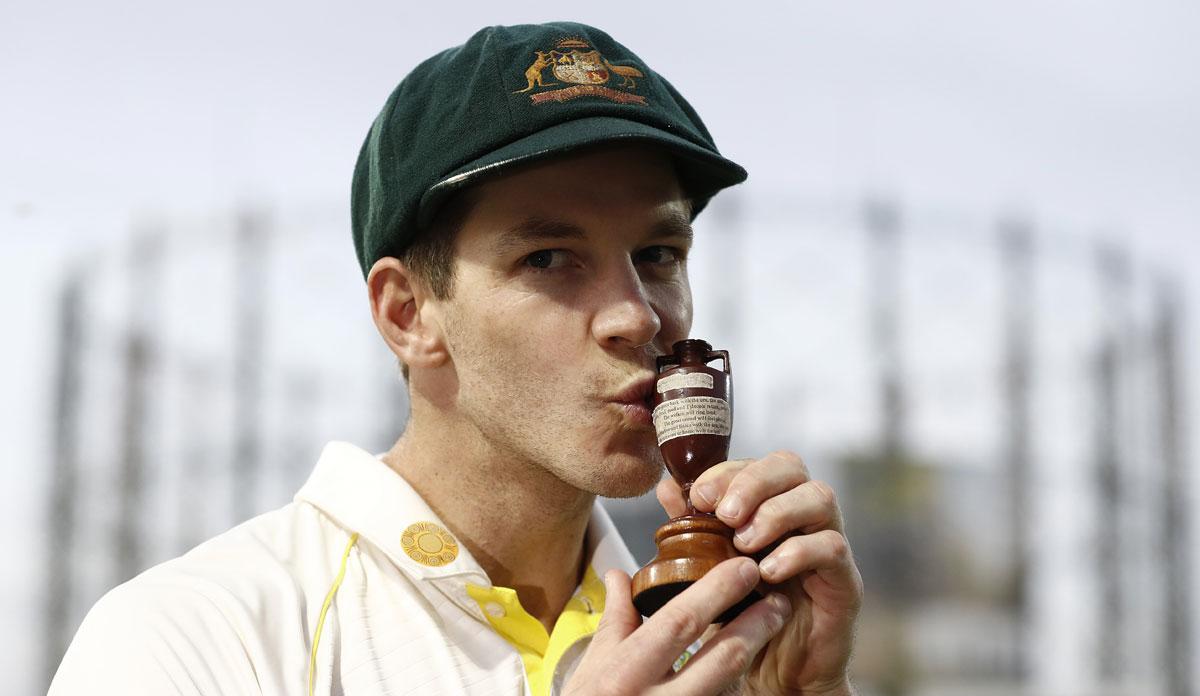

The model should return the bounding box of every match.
[50,22,862,696]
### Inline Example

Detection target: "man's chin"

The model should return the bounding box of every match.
[589,452,663,499]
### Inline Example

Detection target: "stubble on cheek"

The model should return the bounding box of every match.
[440,294,664,495]
[440,302,579,463]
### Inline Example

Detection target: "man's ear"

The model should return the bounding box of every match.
[367,257,448,370]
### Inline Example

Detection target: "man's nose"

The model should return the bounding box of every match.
[591,261,662,350]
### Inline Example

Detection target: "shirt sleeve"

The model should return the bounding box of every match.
[48,579,263,696]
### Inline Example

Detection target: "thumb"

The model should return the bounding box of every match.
[655,477,689,519]
[594,570,641,648]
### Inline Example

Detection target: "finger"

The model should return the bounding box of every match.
[731,479,845,553]
[687,459,753,512]
[668,593,792,692]
[592,570,642,649]
[620,557,760,678]
[655,477,689,519]
[757,530,859,595]
[705,451,812,528]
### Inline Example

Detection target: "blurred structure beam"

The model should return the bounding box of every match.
[232,208,267,523]
[710,195,745,356]
[281,372,319,499]
[177,362,215,552]
[42,273,84,685]
[1155,281,1191,696]
[999,216,1034,679]
[1093,243,1130,681]
[115,335,149,579]
[864,197,907,456]
[115,228,164,584]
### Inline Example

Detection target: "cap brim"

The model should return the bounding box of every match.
[417,116,747,228]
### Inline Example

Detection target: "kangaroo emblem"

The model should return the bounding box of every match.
[514,51,559,93]
[513,37,650,106]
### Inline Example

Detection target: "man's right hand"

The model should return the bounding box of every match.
[564,558,791,696]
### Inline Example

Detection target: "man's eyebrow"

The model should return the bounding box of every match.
[492,212,694,254]
[651,213,695,244]
[494,217,587,255]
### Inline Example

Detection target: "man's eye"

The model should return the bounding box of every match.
[524,249,570,269]
[635,246,682,265]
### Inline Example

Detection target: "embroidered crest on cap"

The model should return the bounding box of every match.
[514,37,647,106]
[401,521,459,566]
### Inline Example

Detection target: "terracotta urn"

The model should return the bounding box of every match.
[631,339,760,624]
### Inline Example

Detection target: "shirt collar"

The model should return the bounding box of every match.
[295,441,640,586]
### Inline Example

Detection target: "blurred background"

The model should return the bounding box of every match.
[4,2,1197,694]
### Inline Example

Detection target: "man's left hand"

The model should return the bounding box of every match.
[655,451,863,696]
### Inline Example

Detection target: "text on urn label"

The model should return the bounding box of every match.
[652,396,731,446]
[657,372,715,394]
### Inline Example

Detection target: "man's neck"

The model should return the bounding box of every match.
[382,407,595,633]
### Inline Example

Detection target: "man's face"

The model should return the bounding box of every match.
[430,145,694,498]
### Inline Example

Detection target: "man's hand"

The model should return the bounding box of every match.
[660,451,863,696]
[564,558,792,696]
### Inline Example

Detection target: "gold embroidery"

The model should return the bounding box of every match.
[514,51,559,94]
[530,85,646,106]
[514,37,647,106]
[604,60,644,90]
[401,521,459,566]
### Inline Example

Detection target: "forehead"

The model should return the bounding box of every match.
[455,145,690,245]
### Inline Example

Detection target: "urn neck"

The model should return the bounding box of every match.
[672,338,713,366]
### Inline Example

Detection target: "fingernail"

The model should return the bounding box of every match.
[758,556,778,580]
[717,493,742,520]
[738,559,759,586]
[693,483,716,507]
[734,523,756,546]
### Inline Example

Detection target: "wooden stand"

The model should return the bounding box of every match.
[631,513,762,624]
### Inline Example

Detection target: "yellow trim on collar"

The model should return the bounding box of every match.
[466,567,605,696]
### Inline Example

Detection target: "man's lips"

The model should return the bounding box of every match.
[610,374,657,408]
[608,375,657,427]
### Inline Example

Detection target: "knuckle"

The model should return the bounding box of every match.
[696,460,737,487]
[751,498,784,534]
[721,458,753,474]
[779,534,809,562]
[731,469,769,500]
[768,449,806,471]
[769,448,798,463]
[766,538,802,572]
[808,479,837,509]
[849,570,865,602]
[656,606,703,641]
[825,531,851,561]
[719,640,754,675]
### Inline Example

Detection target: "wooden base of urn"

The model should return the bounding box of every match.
[631,513,762,624]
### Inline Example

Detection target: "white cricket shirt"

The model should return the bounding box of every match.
[49,441,640,695]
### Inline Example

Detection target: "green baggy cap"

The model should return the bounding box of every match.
[351,21,748,278]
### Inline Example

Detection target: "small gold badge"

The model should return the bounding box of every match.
[514,37,647,106]
[401,521,459,566]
